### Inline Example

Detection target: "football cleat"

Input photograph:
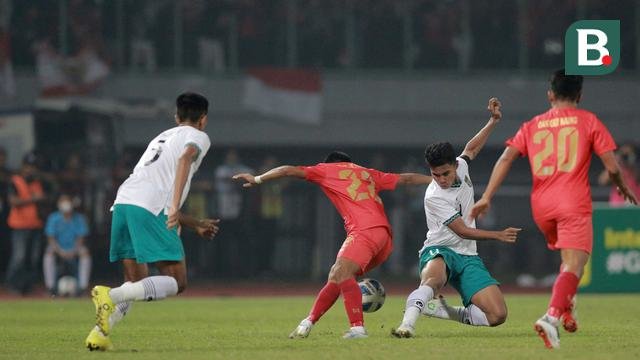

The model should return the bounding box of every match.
[85,327,113,351]
[342,326,368,339]
[288,318,313,339]
[534,315,560,349]
[391,324,415,338]
[422,295,451,319]
[91,286,115,336]
[561,296,578,333]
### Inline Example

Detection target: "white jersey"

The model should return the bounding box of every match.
[419,157,477,256]
[114,125,211,215]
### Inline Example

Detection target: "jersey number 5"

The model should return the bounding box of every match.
[338,170,382,203]
[144,139,165,166]
[532,127,579,176]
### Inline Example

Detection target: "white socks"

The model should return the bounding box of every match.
[42,251,92,290]
[109,276,178,303]
[401,285,434,328]
[78,255,91,290]
[43,252,56,290]
[426,301,490,326]
[94,298,132,334]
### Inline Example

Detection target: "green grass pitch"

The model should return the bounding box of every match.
[0,294,638,360]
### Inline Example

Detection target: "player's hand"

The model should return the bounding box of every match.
[617,186,639,205]
[196,218,220,240]
[488,97,502,121]
[232,173,258,188]
[470,197,491,219]
[496,227,521,243]
[166,207,180,229]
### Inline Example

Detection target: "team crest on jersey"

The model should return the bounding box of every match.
[464,175,473,187]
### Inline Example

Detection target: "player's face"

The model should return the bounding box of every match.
[429,163,457,189]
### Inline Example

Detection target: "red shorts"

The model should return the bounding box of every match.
[337,226,393,275]
[534,214,593,254]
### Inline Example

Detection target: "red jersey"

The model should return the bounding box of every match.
[301,162,400,233]
[507,107,616,217]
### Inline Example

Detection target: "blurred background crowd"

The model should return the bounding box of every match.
[0,0,639,295]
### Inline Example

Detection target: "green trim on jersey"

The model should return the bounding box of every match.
[443,212,462,226]
[185,142,202,161]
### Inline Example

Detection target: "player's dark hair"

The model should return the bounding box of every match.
[324,151,352,163]
[424,142,456,167]
[550,69,583,101]
[176,92,209,123]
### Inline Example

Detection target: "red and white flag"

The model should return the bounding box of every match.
[243,67,322,124]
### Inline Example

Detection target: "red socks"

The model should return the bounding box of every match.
[307,278,364,327]
[339,278,363,327]
[308,282,341,323]
[547,271,579,318]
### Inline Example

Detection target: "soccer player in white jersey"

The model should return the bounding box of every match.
[392,98,521,338]
[85,92,219,351]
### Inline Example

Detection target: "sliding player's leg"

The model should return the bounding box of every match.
[392,250,448,338]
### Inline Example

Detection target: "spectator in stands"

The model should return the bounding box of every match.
[213,149,253,276]
[257,156,284,275]
[0,25,15,97]
[5,153,46,295]
[599,144,640,206]
[57,153,88,211]
[0,147,11,275]
[42,193,91,296]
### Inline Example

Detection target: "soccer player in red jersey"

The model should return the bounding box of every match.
[233,152,431,339]
[471,69,638,349]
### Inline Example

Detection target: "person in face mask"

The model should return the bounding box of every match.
[42,193,91,296]
[5,152,46,295]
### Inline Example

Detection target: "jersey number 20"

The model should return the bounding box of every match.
[532,127,578,177]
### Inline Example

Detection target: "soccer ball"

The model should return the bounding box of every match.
[359,278,385,313]
[57,276,78,297]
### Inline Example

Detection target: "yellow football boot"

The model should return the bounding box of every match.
[91,286,115,335]
[85,327,113,351]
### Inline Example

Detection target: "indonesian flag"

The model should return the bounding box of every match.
[243,67,322,124]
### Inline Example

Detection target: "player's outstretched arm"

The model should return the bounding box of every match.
[397,173,432,185]
[470,146,520,219]
[447,217,520,243]
[599,151,639,205]
[233,165,306,188]
[178,213,220,240]
[461,97,502,161]
[167,144,199,229]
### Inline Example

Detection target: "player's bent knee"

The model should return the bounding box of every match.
[175,277,187,294]
[487,307,508,326]
[327,263,356,284]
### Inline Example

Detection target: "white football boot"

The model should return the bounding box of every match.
[534,315,560,349]
[288,318,313,339]
[342,326,368,339]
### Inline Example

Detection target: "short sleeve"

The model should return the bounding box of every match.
[591,116,617,155]
[184,130,211,162]
[506,123,529,157]
[45,214,57,237]
[456,157,469,177]
[425,196,461,226]
[369,169,400,191]
[300,164,326,183]
[76,215,89,237]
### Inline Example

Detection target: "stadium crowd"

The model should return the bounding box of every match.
[1,143,638,296]
[5,0,637,75]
